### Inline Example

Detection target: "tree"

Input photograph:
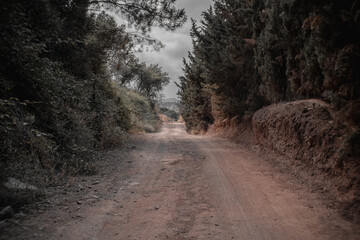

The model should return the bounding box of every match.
[135,63,170,100]
[89,0,186,32]
[178,0,360,134]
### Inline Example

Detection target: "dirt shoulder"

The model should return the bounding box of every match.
[0,145,134,239]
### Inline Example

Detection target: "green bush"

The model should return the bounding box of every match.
[118,87,160,133]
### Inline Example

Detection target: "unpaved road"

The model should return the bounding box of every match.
[2,123,360,239]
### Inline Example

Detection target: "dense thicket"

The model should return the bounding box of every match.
[0,0,185,182]
[178,0,360,132]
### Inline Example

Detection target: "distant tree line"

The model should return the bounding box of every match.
[177,0,360,132]
[0,0,185,177]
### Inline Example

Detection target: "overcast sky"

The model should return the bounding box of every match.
[136,0,212,99]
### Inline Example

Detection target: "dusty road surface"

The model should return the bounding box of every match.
[3,123,360,239]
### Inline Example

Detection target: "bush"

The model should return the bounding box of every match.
[116,86,160,133]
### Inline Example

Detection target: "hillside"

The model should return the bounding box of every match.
[158,98,181,113]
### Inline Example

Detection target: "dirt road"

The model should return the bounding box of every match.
[3,123,360,239]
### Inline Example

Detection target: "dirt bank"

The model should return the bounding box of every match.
[208,99,360,222]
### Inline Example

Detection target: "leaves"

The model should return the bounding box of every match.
[179,0,360,132]
[0,0,185,178]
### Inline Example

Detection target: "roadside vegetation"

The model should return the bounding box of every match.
[178,0,359,132]
[0,0,185,210]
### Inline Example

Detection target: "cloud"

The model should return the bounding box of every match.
[177,0,212,19]
[135,0,212,99]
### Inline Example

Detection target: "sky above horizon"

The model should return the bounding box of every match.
[136,0,212,99]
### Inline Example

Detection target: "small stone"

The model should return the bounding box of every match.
[77,201,82,205]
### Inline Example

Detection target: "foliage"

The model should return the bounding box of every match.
[117,86,160,133]
[176,53,214,132]
[178,0,360,132]
[114,60,170,100]
[90,0,186,32]
[0,0,185,185]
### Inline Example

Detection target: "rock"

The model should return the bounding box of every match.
[77,201,82,205]
[0,206,14,220]
[92,181,99,185]
[4,178,37,191]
